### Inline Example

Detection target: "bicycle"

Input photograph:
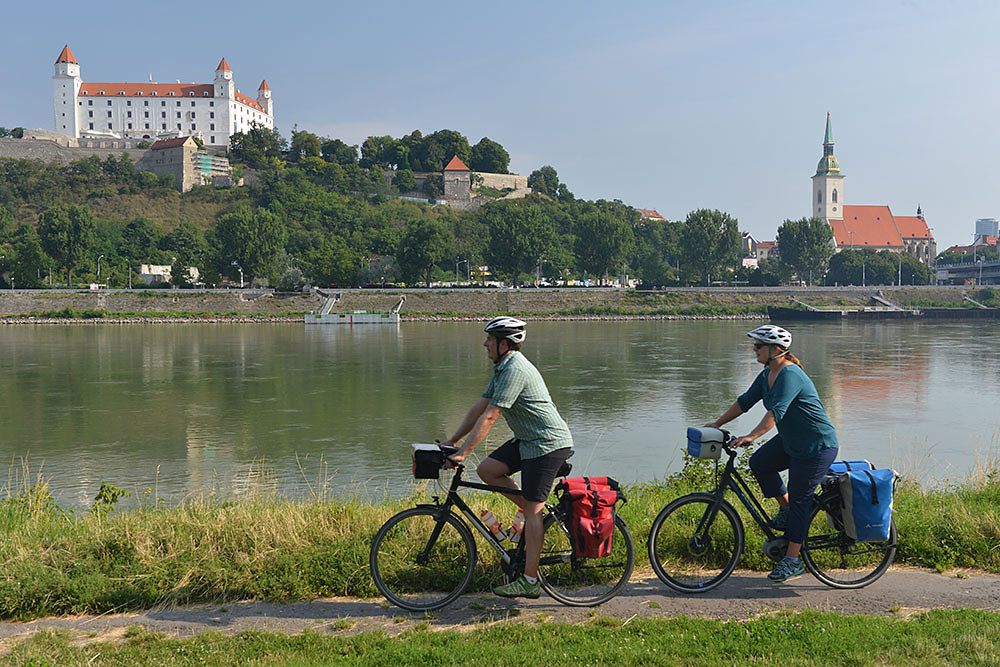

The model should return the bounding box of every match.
[370,446,635,611]
[647,432,897,593]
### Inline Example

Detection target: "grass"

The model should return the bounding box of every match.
[16,309,306,319]
[4,610,1000,665]
[1,453,999,621]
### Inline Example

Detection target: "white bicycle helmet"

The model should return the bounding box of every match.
[484,316,527,344]
[747,325,792,349]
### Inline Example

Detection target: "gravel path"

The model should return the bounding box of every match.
[1,568,997,644]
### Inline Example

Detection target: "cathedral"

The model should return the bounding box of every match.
[811,113,936,263]
[52,45,273,147]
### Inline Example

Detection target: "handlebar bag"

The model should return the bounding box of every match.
[411,443,443,479]
[686,427,724,460]
[839,468,897,542]
[555,477,626,558]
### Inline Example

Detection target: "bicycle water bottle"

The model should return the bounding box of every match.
[480,510,508,541]
[509,509,525,544]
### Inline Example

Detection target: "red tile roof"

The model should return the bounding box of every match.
[895,215,932,240]
[757,241,778,249]
[638,208,667,221]
[150,137,194,150]
[444,155,469,171]
[55,45,78,65]
[258,80,270,91]
[217,58,231,72]
[830,205,904,248]
[79,83,214,98]
[234,91,263,112]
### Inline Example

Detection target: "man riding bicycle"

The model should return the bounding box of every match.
[441,317,574,599]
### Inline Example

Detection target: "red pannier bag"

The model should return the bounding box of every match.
[555,477,626,558]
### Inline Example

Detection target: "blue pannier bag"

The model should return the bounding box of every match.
[686,427,725,460]
[838,468,897,542]
[828,460,874,475]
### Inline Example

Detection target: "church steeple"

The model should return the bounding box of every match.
[811,112,845,221]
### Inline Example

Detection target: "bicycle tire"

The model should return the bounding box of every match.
[369,506,477,611]
[801,504,896,589]
[538,512,635,606]
[647,493,745,593]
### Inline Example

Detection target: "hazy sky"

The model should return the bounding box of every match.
[2,0,997,249]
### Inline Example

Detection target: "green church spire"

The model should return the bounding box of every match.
[816,112,840,175]
[824,111,834,145]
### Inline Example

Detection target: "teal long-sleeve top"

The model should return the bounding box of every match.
[737,364,838,459]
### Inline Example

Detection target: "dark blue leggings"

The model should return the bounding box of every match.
[748,435,838,544]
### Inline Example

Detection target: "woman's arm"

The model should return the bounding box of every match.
[730,410,776,448]
[706,401,744,429]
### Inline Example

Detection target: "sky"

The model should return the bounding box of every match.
[2,0,998,250]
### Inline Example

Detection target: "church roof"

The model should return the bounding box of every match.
[830,205,904,248]
[895,215,932,240]
[258,80,270,91]
[55,45,78,65]
[217,58,231,72]
[444,155,470,171]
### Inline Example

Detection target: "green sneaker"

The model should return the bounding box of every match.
[768,556,805,583]
[770,506,789,531]
[493,575,541,599]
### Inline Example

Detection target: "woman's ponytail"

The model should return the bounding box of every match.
[782,351,804,370]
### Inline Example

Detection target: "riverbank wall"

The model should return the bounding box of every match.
[0,285,983,321]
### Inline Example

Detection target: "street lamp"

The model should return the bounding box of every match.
[232,261,244,288]
[97,254,104,286]
[456,257,469,285]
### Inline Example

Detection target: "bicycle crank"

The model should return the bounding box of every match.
[762,536,789,562]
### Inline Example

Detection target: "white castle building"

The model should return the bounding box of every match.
[52,45,273,147]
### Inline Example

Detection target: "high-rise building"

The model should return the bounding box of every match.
[976,218,999,239]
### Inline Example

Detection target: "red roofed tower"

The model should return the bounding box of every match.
[257,80,273,119]
[443,155,471,200]
[53,45,82,136]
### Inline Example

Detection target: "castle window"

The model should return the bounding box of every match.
[161,112,166,118]
[145,123,149,129]
[88,111,93,118]
[128,123,132,129]
[88,100,92,106]
[89,123,94,129]
[176,112,181,119]
[176,101,181,107]
[209,112,214,119]
[107,100,112,106]
[151,92,157,96]
[161,101,165,107]
[210,101,214,107]
[210,123,215,131]
[137,92,142,96]
[144,101,148,106]
[107,111,112,118]
[190,124,196,130]
[107,123,112,129]
[189,92,194,97]
[168,92,174,96]
[161,124,166,130]
[203,92,209,97]
[191,101,195,107]
[127,111,132,118]
[817,191,822,203]
[191,112,196,118]
[127,101,131,106]
[119,91,124,95]
[99,90,105,95]
[144,112,149,118]
[832,189,838,203]
[210,136,215,143]
[176,124,181,130]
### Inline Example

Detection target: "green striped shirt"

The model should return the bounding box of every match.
[482,351,574,459]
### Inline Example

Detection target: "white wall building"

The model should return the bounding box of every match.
[53,45,273,147]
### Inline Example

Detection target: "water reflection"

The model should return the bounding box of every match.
[1,320,998,509]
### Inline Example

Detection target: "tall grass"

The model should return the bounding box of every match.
[2,451,999,621]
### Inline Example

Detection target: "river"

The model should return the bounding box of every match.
[2,320,998,509]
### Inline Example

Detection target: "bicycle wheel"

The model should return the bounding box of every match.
[538,513,635,606]
[369,506,477,611]
[801,504,896,589]
[647,493,745,593]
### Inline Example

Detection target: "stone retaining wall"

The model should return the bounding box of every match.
[0,137,148,165]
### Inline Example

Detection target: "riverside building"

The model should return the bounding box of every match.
[53,45,273,147]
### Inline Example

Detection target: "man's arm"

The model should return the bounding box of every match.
[440,397,490,447]
[449,403,503,463]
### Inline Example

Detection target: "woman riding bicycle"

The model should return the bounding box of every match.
[441,317,574,599]
[705,325,839,583]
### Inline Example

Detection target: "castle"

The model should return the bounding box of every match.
[52,45,273,147]
[811,113,936,263]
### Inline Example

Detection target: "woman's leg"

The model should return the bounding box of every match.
[749,435,790,502]
[784,447,839,558]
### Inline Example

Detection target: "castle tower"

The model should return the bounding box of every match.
[443,155,471,201]
[811,112,845,221]
[53,45,82,137]
[257,80,273,120]
[214,58,234,140]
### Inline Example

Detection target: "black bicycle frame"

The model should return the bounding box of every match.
[416,464,527,568]
[703,447,782,542]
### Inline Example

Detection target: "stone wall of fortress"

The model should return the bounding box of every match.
[474,172,528,190]
[0,137,148,165]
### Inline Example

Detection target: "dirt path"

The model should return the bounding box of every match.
[1,568,997,646]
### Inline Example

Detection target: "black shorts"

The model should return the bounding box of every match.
[487,438,573,502]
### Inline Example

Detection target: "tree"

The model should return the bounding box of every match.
[359,135,398,169]
[414,130,471,172]
[469,137,510,174]
[776,216,835,285]
[121,217,161,262]
[574,205,636,279]
[320,138,358,165]
[213,205,288,282]
[161,221,208,270]
[678,209,740,285]
[527,166,560,197]
[289,129,322,160]
[37,204,95,287]
[229,122,285,168]
[11,223,48,288]
[397,218,451,286]
[481,200,555,284]
[393,169,417,192]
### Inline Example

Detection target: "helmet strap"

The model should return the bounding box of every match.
[494,337,512,365]
[766,346,788,366]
